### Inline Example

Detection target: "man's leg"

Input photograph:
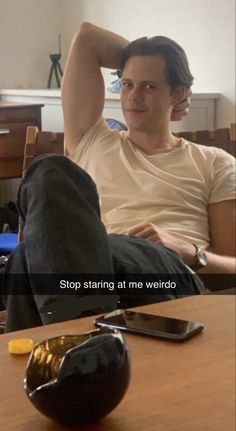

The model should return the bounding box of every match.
[4,155,117,331]
[18,154,113,273]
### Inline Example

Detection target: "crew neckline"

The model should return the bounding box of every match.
[125,136,188,157]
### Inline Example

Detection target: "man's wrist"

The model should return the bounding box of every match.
[181,243,197,267]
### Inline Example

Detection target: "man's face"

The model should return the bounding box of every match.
[120,55,174,132]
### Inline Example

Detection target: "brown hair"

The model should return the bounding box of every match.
[120,36,194,90]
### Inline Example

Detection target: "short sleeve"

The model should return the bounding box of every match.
[209,148,235,203]
[70,117,111,163]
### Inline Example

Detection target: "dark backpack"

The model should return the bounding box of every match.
[0,202,19,233]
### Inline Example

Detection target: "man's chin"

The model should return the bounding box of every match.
[124,116,145,131]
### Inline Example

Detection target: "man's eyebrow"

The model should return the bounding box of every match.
[121,78,159,85]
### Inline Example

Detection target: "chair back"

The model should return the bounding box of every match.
[23,126,64,176]
[174,123,236,157]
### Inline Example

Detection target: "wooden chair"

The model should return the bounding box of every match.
[23,123,235,174]
[174,123,236,157]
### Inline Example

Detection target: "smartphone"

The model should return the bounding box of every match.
[94,309,204,342]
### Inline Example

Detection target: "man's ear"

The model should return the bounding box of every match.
[171,86,186,105]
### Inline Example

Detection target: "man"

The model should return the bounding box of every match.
[62,22,235,271]
[4,23,235,331]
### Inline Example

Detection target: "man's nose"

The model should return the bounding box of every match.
[128,86,144,102]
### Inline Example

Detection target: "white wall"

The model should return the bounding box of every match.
[0,0,84,89]
[0,0,235,126]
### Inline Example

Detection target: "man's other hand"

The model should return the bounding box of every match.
[127,222,195,266]
[171,88,192,121]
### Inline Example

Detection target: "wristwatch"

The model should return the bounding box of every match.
[191,244,208,271]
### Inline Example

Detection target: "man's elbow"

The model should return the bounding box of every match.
[78,22,94,37]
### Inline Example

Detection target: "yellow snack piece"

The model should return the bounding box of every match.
[8,338,34,355]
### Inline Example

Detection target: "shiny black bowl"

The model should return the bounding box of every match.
[24,327,130,427]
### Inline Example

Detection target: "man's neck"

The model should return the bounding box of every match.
[127,127,179,155]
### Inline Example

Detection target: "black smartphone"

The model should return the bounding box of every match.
[94,309,204,342]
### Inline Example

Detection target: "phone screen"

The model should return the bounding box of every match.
[94,309,204,341]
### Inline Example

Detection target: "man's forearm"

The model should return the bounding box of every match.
[197,252,236,274]
[75,22,129,70]
[180,240,235,274]
[62,22,129,154]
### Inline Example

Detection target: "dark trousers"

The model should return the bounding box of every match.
[3,155,201,332]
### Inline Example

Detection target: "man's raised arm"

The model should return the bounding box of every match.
[61,22,129,156]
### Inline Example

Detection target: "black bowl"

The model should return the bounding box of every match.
[24,327,130,427]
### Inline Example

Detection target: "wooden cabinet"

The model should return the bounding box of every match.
[0,102,44,179]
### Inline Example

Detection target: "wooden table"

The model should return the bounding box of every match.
[0,102,44,179]
[0,295,235,431]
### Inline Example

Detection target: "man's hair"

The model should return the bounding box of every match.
[120,36,194,91]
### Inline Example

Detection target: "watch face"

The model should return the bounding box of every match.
[197,249,207,267]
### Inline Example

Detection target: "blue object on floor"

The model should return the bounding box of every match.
[0,233,18,255]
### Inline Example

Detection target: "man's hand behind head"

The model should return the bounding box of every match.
[171,88,192,121]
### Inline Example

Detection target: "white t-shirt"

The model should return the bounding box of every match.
[71,118,235,250]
